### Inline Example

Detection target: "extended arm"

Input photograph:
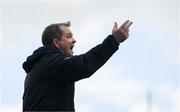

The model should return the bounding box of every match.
[51,20,133,82]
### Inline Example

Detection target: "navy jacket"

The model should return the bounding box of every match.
[22,35,119,111]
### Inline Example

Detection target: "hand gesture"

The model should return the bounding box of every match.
[112,20,133,43]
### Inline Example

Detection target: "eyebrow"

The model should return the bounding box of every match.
[67,32,73,35]
[64,32,73,37]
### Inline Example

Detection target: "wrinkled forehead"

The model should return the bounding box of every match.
[59,25,72,34]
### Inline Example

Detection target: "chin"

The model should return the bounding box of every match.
[70,53,74,56]
[69,51,74,56]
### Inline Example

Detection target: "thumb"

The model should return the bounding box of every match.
[113,22,118,31]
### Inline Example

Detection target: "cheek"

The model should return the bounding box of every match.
[60,42,70,51]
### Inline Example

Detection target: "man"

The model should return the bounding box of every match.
[22,20,133,111]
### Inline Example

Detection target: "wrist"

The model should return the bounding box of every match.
[109,35,120,45]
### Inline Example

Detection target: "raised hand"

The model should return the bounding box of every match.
[112,20,133,43]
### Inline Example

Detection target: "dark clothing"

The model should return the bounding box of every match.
[22,35,119,111]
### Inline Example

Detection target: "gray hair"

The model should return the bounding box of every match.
[41,21,71,45]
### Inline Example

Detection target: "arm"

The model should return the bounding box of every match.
[50,20,133,82]
[49,35,118,82]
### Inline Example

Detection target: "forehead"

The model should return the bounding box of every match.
[59,25,72,34]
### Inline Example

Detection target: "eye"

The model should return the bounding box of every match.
[67,33,73,38]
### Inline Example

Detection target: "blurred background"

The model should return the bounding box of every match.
[0,0,179,112]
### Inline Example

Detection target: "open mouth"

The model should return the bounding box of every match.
[70,45,74,50]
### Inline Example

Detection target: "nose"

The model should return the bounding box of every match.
[72,37,76,44]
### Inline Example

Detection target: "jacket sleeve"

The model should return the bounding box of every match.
[48,35,119,82]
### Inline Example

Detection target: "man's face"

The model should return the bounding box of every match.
[55,25,76,56]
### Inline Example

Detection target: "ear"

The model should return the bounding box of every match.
[53,38,60,48]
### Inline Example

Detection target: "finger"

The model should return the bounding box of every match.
[125,34,129,38]
[124,31,129,38]
[125,21,133,29]
[113,22,118,30]
[126,29,129,32]
[120,20,129,28]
